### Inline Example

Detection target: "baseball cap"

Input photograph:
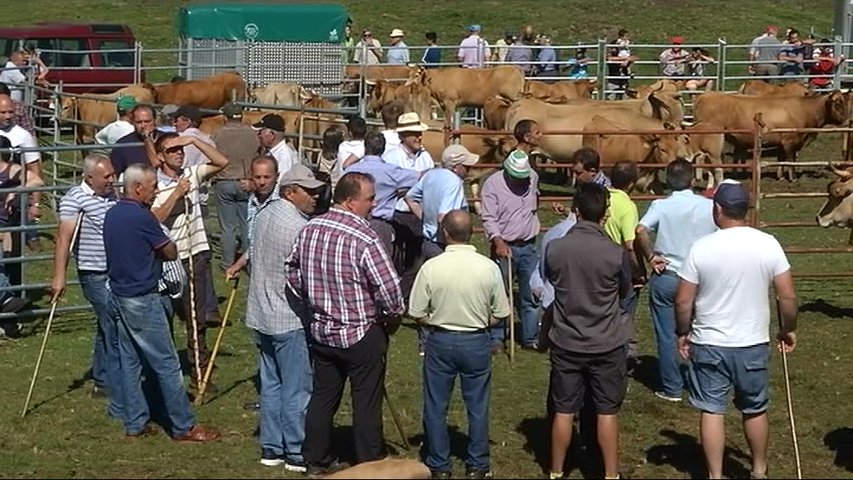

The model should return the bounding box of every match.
[466,24,482,33]
[279,163,325,189]
[671,36,684,45]
[160,104,180,117]
[116,95,138,112]
[713,179,750,211]
[442,144,479,167]
[252,113,286,132]
[765,25,779,33]
[503,150,531,179]
[174,105,201,123]
[221,102,243,118]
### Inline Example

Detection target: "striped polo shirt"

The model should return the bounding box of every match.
[58,182,117,272]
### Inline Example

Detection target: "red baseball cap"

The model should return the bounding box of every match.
[765,25,778,33]
[671,36,684,45]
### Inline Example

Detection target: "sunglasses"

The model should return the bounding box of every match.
[164,146,184,154]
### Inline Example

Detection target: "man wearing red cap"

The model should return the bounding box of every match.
[659,36,690,77]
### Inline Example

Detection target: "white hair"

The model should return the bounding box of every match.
[122,163,154,189]
[81,154,111,176]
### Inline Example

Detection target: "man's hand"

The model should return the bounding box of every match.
[171,178,191,199]
[648,254,670,275]
[493,238,512,259]
[27,204,41,221]
[777,331,796,353]
[239,179,255,192]
[225,264,242,280]
[168,135,197,148]
[677,335,691,360]
[381,314,402,336]
[550,202,567,215]
[48,275,66,303]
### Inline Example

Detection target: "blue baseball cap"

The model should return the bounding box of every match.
[713,179,750,211]
[466,24,482,33]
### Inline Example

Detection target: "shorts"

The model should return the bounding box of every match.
[548,344,628,415]
[687,343,770,415]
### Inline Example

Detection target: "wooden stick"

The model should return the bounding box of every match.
[507,255,515,363]
[22,213,83,418]
[184,197,203,390]
[776,301,802,479]
[194,277,239,405]
[384,385,410,450]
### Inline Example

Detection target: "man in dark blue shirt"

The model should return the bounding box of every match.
[104,163,220,442]
[422,32,441,68]
[109,104,155,176]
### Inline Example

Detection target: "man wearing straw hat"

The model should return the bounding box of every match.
[246,163,323,471]
[675,180,797,480]
[387,28,410,65]
[480,149,540,353]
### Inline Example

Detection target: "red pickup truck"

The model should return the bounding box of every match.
[0,22,142,94]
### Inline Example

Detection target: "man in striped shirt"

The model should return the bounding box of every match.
[49,154,118,404]
[286,172,404,476]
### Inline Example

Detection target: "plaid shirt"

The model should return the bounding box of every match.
[14,100,33,135]
[286,207,404,348]
[245,189,280,260]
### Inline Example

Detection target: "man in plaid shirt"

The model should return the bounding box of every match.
[286,171,404,476]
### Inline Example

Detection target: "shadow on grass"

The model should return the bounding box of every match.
[407,425,470,469]
[645,428,751,479]
[800,299,853,319]
[517,405,606,479]
[628,354,660,394]
[824,427,853,472]
[25,368,92,415]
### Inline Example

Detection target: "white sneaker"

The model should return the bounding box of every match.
[284,460,307,473]
[654,391,682,402]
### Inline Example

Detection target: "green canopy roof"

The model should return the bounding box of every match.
[178,3,349,43]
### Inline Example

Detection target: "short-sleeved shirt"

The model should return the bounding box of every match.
[95,120,134,146]
[269,140,299,184]
[458,35,490,68]
[345,155,419,221]
[660,48,688,76]
[604,188,638,246]
[58,182,117,272]
[0,62,26,102]
[104,199,171,297]
[211,121,259,180]
[779,43,806,75]
[333,139,366,185]
[387,42,410,65]
[752,35,782,63]
[178,128,214,168]
[382,145,434,212]
[152,164,216,259]
[422,46,441,66]
[638,189,717,274]
[109,131,147,175]
[530,213,577,309]
[409,244,511,332]
[680,226,790,348]
[405,167,467,241]
[0,125,39,164]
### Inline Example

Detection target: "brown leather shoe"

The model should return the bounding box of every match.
[172,424,222,443]
[126,423,159,438]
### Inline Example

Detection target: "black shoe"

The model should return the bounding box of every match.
[430,471,452,479]
[466,469,493,479]
[260,448,284,467]
[243,400,260,411]
[1,296,30,314]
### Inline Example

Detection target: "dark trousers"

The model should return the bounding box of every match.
[173,250,212,381]
[368,218,395,260]
[303,325,388,466]
[391,211,422,301]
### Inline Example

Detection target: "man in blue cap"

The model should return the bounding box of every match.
[458,24,491,68]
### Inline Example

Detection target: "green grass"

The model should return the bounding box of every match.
[3,1,853,479]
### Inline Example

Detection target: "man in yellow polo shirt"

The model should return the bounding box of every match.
[408,210,511,480]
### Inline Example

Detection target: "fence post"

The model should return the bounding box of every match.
[52,83,61,197]
[751,113,763,228]
[133,41,142,84]
[717,38,727,92]
[834,36,844,89]
[298,101,306,161]
[597,38,607,100]
[451,111,462,146]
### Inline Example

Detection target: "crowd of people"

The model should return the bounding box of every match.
[36,86,802,479]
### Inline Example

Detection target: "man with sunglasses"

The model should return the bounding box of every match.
[150,132,229,393]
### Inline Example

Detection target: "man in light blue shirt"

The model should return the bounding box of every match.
[345,130,419,256]
[529,212,577,310]
[387,29,410,65]
[405,144,479,260]
[635,159,717,402]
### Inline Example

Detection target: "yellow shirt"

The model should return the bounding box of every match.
[604,187,638,246]
[408,244,511,332]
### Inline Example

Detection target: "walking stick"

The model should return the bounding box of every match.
[194,277,239,405]
[184,197,203,392]
[507,255,515,363]
[384,386,410,450]
[22,213,83,418]
[776,299,802,479]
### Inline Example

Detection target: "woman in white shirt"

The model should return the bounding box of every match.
[332,117,367,186]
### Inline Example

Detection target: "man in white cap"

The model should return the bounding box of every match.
[387,29,410,65]
[480,150,540,353]
[458,25,491,68]
[383,112,436,300]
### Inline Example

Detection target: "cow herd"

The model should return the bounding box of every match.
[54,67,853,228]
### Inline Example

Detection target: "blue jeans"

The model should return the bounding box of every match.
[214,180,249,270]
[79,271,121,415]
[491,242,539,346]
[257,329,313,462]
[112,292,195,437]
[423,330,492,472]
[649,272,683,397]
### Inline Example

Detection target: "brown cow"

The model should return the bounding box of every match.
[59,84,157,144]
[582,114,692,191]
[627,79,684,99]
[250,82,309,106]
[816,163,853,228]
[693,90,850,181]
[153,71,247,109]
[683,121,726,189]
[342,64,413,95]
[483,96,511,130]
[409,65,525,121]
[523,79,597,103]
[737,80,810,96]
[366,80,434,121]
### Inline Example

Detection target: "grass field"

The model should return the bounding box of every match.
[3,1,853,479]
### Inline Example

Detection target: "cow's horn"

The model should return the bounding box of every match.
[364,79,377,86]
[829,162,853,179]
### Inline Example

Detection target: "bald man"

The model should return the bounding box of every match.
[408,210,511,478]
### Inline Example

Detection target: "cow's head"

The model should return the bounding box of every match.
[816,163,853,227]
[407,65,427,86]
[825,90,851,126]
[642,123,691,163]
[58,96,77,122]
[480,135,517,164]
[365,80,386,115]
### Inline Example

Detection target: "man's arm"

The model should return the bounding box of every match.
[192,137,229,179]
[155,240,178,261]
[362,239,404,318]
[225,251,249,280]
[774,270,798,335]
[48,217,78,301]
[150,178,190,223]
[674,279,697,337]
[407,266,430,323]
[479,179,510,258]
